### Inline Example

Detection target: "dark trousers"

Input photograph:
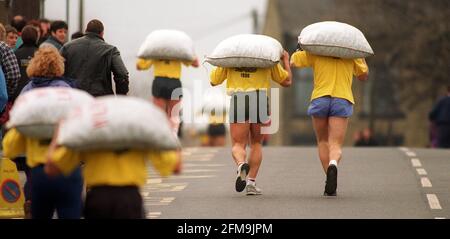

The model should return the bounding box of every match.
[84,186,144,219]
[31,165,83,219]
[14,156,32,201]
[437,125,450,148]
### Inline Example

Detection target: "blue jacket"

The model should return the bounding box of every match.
[0,67,8,111]
[20,77,72,94]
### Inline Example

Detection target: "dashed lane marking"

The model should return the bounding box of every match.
[420,177,432,187]
[411,158,422,167]
[416,168,427,175]
[426,194,442,210]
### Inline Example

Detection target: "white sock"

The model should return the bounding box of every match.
[329,160,338,166]
[247,178,256,186]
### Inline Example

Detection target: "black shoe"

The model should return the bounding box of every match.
[325,164,338,195]
[323,190,337,197]
[235,163,250,192]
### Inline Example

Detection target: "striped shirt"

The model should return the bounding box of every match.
[0,42,20,97]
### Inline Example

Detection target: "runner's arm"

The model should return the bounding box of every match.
[2,128,26,159]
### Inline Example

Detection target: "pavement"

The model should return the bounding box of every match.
[142,146,450,219]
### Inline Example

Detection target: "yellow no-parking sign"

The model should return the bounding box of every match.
[0,157,25,218]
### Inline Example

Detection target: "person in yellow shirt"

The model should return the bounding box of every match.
[2,47,82,219]
[45,144,178,219]
[136,58,199,133]
[3,128,83,219]
[137,58,199,175]
[206,108,227,147]
[291,49,369,196]
[210,51,292,195]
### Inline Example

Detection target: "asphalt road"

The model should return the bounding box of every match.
[143,146,450,219]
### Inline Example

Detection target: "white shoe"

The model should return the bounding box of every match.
[246,184,262,195]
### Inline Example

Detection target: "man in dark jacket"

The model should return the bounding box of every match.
[14,25,39,101]
[60,19,129,96]
[429,86,450,148]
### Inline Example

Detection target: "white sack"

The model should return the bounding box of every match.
[298,21,374,59]
[57,96,180,151]
[7,87,94,139]
[205,34,283,68]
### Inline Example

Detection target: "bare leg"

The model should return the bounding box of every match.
[328,117,349,165]
[153,97,168,112]
[312,117,330,174]
[248,123,263,179]
[230,123,250,165]
[168,99,181,134]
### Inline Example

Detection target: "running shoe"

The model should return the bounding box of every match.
[235,163,250,192]
[246,184,262,195]
[325,164,338,195]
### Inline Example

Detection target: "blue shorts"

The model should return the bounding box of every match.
[307,96,353,117]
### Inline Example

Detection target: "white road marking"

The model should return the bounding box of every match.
[161,197,175,202]
[183,147,199,153]
[183,163,225,167]
[182,152,192,156]
[411,158,422,167]
[146,178,163,184]
[189,153,215,158]
[147,211,161,219]
[420,177,432,187]
[405,151,417,157]
[416,168,427,175]
[399,147,409,152]
[181,169,218,173]
[143,183,188,192]
[426,194,442,210]
[171,185,187,191]
[184,158,212,162]
[435,217,446,219]
[141,191,149,197]
[169,175,216,180]
[143,197,175,206]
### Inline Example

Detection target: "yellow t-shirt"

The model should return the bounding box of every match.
[136,58,191,79]
[209,114,226,124]
[50,147,178,187]
[2,128,52,168]
[290,51,368,104]
[210,63,288,94]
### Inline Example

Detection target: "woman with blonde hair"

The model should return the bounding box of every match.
[3,47,83,218]
[21,47,73,92]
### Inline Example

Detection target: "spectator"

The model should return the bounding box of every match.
[355,128,379,146]
[429,86,450,148]
[38,18,51,45]
[5,25,18,49]
[26,20,42,41]
[40,20,67,50]
[14,25,40,101]
[0,23,21,130]
[60,19,129,96]
[10,15,27,50]
[71,31,84,40]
